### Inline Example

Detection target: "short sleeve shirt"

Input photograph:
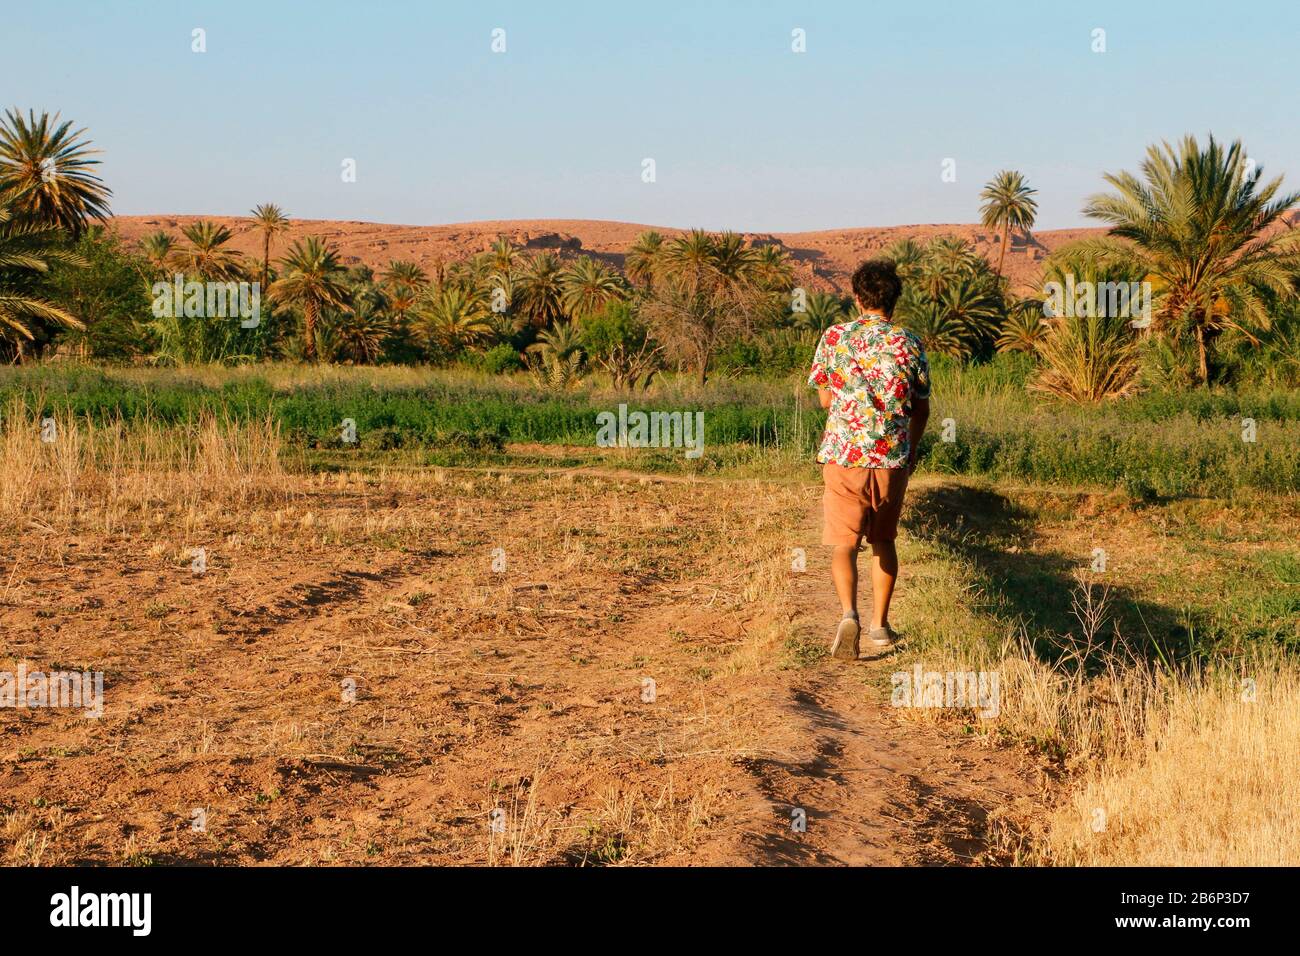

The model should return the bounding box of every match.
[808,314,931,468]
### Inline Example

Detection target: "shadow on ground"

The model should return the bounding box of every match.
[904,482,1195,664]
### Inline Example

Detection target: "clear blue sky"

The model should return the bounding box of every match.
[7,0,1298,231]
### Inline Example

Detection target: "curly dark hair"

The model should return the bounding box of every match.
[850,259,903,317]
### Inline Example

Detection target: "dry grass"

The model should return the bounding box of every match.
[1,400,292,533]
[6,408,1294,866]
[890,478,1300,866]
[1039,653,1299,865]
[0,415,807,866]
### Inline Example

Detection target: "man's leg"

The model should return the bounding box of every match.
[868,540,898,630]
[830,543,859,615]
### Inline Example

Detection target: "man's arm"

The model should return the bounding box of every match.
[818,388,833,410]
[907,396,930,474]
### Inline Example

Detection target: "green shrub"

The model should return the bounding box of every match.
[478,344,524,374]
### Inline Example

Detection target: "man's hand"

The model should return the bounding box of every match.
[818,388,833,410]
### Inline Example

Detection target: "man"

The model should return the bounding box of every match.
[808,259,930,659]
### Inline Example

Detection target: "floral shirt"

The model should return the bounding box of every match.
[808,314,931,468]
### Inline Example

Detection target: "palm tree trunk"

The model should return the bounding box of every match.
[997,226,1010,277]
[261,233,270,291]
[304,301,318,361]
[1195,322,1210,386]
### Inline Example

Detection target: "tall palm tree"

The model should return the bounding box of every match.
[709,231,756,293]
[268,237,351,361]
[0,194,84,349]
[662,229,718,286]
[250,203,289,290]
[514,253,566,327]
[980,170,1038,278]
[1081,135,1300,385]
[625,231,664,289]
[559,255,626,321]
[173,220,246,281]
[138,231,175,277]
[0,109,112,235]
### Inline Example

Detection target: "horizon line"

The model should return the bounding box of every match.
[106,212,1105,237]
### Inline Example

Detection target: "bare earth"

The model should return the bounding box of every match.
[1,465,1043,866]
[109,215,1108,294]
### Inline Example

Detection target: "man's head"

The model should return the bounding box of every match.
[851,259,903,318]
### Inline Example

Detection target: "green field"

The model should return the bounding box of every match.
[3,358,1297,497]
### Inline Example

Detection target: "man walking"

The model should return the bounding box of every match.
[808,259,931,659]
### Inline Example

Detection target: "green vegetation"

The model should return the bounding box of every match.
[3,359,1295,496]
[0,111,1296,499]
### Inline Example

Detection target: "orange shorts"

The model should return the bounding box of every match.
[822,462,909,546]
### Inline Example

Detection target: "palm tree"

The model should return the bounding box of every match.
[997,298,1050,353]
[883,238,927,279]
[527,320,584,364]
[514,253,566,327]
[173,221,246,281]
[709,232,757,293]
[250,203,289,290]
[327,294,391,364]
[794,291,850,333]
[625,231,664,289]
[0,194,84,350]
[644,229,768,384]
[1026,246,1147,400]
[487,236,519,276]
[939,273,1005,346]
[0,109,112,235]
[915,236,982,300]
[980,170,1038,278]
[1030,307,1142,403]
[895,296,968,357]
[559,256,626,321]
[380,259,427,332]
[662,229,717,285]
[751,243,794,293]
[138,231,175,277]
[1081,135,1300,385]
[417,285,491,355]
[268,237,351,361]
[382,259,427,292]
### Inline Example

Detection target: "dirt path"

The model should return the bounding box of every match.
[727,509,1043,866]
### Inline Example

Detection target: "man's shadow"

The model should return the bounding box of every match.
[903,483,1194,666]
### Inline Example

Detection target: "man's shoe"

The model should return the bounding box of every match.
[830,616,860,660]
[867,625,897,648]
